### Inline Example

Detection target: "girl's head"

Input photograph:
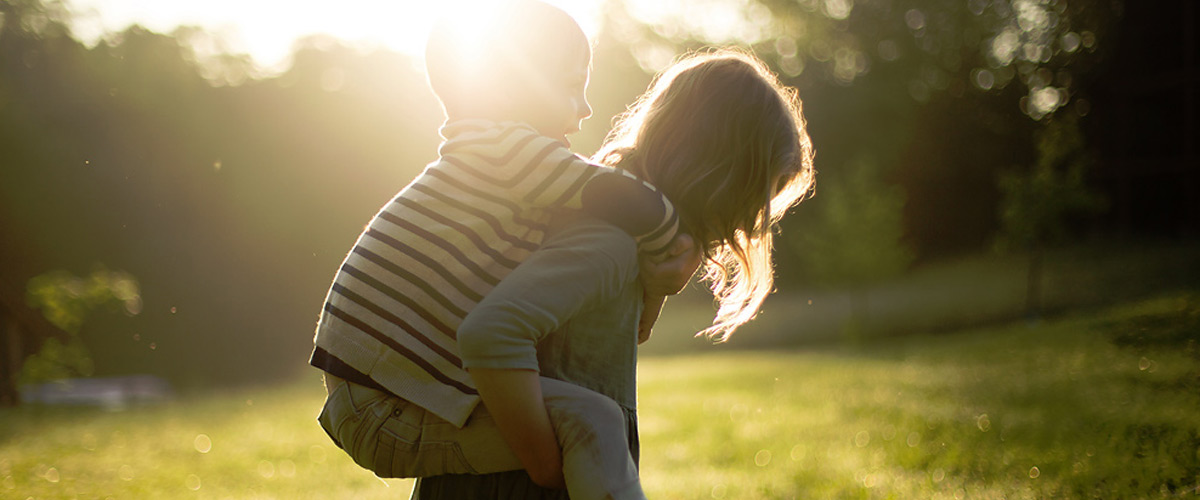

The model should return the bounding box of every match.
[595,49,815,341]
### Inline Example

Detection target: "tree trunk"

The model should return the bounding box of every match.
[843,288,871,345]
[1025,246,1044,320]
[0,311,21,407]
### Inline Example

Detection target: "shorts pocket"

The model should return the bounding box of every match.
[317,381,393,472]
[375,403,478,477]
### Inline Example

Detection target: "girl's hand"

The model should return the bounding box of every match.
[637,235,701,343]
[639,233,702,296]
[638,294,666,344]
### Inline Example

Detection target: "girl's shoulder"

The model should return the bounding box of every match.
[544,215,639,268]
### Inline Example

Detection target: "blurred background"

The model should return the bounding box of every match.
[1,0,1197,398]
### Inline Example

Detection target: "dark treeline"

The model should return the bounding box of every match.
[0,0,1190,388]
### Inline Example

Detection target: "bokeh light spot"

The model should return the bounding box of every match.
[194,434,212,454]
[790,443,807,461]
[882,424,897,441]
[976,414,992,432]
[186,474,201,491]
[728,403,748,422]
[823,0,853,20]
[279,460,297,478]
[1061,32,1081,53]
[972,68,995,90]
[854,430,870,447]
[1029,466,1041,478]
[82,433,97,451]
[1080,31,1096,49]
[309,445,327,464]
[258,460,275,478]
[118,465,134,481]
[754,449,771,467]
[878,40,900,62]
[905,9,925,30]
[991,28,1020,66]
[775,36,797,58]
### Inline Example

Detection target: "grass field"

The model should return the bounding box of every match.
[3,291,1198,499]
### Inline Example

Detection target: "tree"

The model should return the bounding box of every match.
[996,113,1104,318]
[20,266,142,383]
[788,155,913,340]
[604,0,1122,258]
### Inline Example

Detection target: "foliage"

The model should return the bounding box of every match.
[20,267,141,383]
[613,0,1119,118]
[3,293,1197,498]
[996,113,1105,251]
[790,155,912,288]
[0,0,1138,387]
[783,153,913,340]
[614,0,1121,258]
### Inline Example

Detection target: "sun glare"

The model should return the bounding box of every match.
[65,0,603,74]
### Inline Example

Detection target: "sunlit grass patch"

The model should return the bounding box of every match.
[0,379,412,499]
[2,292,1197,498]
[635,292,1200,499]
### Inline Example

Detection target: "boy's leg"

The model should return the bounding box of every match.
[319,374,645,499]
[538,377,646,500]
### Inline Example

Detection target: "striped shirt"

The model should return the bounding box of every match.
[310,120,677,427]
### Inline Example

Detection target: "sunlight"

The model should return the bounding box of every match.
[64,0,604,74]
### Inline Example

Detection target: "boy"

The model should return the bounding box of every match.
[311,1,695,498]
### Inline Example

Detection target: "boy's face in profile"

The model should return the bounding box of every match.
[523,43,593,148]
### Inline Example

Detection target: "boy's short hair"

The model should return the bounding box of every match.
[425,0,588,118]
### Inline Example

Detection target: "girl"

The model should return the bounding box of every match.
[413,48,815,499]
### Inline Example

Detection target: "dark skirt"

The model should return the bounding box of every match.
[411,407,639,499]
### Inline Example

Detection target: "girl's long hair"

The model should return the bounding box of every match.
[595,49,815,342]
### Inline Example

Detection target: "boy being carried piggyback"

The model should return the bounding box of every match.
[311,1,698,499]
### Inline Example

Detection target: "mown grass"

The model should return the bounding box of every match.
[3,292,1198,499]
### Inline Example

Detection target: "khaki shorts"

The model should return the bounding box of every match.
[318,375,519,477]
[317,374,645,500]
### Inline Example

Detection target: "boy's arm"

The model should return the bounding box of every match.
[443,124,678,258]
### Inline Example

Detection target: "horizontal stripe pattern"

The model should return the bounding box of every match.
[313,119,678,427]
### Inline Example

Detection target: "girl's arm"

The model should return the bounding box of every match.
[457,218,640,486]
[636,233,703,343]
[467,368,565,489]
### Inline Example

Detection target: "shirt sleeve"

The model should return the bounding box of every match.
[457,219,639,372]
[440,122,678,259]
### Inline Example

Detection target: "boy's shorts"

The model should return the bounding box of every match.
[317,375,521,478]
[318,373,645,500]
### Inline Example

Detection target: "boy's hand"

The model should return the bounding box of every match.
[639,233,702,296]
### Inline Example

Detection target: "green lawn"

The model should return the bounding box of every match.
[3,292,1198,499]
